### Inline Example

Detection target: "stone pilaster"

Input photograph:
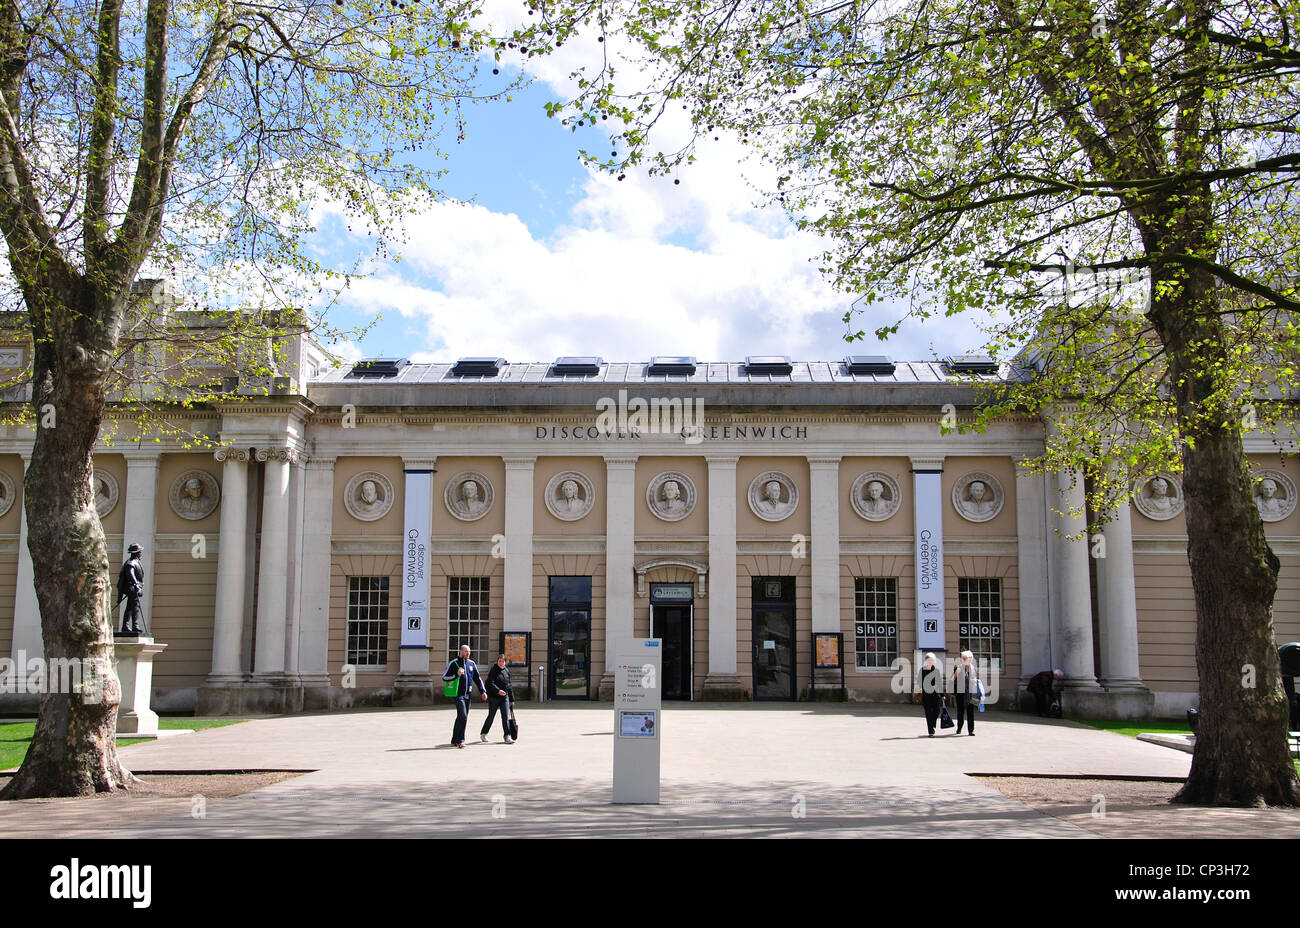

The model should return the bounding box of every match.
[702,455,743,699]
[599,455,638,700]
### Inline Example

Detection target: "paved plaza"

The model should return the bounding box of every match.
[4,704,1299,838]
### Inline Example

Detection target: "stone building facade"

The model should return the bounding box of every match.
[1,350,1297,718]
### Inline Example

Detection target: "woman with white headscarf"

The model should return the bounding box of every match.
[918,652,946,736]
[951,650,980,736]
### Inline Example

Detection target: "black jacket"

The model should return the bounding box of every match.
[117,558,143,602]
[486,664,514,701]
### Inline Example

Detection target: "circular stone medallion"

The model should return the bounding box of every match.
[646,471,697,522]
[545,471,596,521]
[344,472,396,522]
[1131,473,1184,521]
[952,472,1005,523]
[850,472,902,522]
[169,469,221,521]
[1252,469,1297,522]
[445,471,495,521]
[748,471,799,522]
[93,470,119,518]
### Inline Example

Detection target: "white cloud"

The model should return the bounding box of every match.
[326,5,994,363]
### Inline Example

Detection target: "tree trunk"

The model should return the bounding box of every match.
[1148,262,1300,807]
[0,283,137,799]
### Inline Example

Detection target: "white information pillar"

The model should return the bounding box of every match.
[911,456,946,653]
[613,638,662,804]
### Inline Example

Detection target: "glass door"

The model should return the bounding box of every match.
[548,576,592,699]
[651,603,692,700]
[752,577,796,701]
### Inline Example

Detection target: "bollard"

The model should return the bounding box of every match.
[537,665,546,703]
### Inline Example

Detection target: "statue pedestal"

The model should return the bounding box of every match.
[113,637,183,737]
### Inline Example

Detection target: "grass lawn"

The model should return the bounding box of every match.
[1,718,245,771]
[1074,717,1300,774]
[1072,717,1193,738]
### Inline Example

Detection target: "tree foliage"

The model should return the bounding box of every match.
[0,0,506,798]
[512,0,1300,805]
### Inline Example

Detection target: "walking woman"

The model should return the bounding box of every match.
[952,650,980,736]
[919,652,945,736]
[480,653,516,744]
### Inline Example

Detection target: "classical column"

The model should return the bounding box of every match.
[702,455,743,699]
[1014,458,1052,701]
[503,457,536,639]
[600,455,638,699]
[395,457,436,706]
[198,447,249,714]
[10,454,40,660]
[1095,495,1153,716]
[121,453,160,636]
[298,455,335,707]
[1053,468,1102,696]
[253,448,294,678]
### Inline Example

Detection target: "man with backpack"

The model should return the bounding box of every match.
[442,644,487,748]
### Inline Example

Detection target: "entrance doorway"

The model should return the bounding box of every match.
[650,583,693,700]
[548,576,591,699]
[752,577,796,701]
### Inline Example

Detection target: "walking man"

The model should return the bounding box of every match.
[442,644,487,748]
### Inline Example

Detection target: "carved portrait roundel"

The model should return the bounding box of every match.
[344,472,395,522]
[93,470,119,519]
[169,469,220,521]
[1252,469,1297,523]
[646,471,697,522]
[1132,473,1184,521]
[444,471,494,522]
[0,470,14,518]
[952,471,1005,523]
[545,471,596,521]
[748,471,799,522]
[850,472,902,522]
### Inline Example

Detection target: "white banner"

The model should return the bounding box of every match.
[913,470,945,651]
[401,471,432,649]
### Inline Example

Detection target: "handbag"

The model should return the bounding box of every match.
[939,704,955,729]
[443,660,462,698]
[506,700,518,740]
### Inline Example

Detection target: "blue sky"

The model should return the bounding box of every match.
[307,17,991,370]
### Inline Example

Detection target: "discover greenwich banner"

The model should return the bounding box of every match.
[913,469,945,652]
[401,470,432,649]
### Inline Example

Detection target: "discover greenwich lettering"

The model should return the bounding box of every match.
[49,859,152,908]
[534,424,810,441]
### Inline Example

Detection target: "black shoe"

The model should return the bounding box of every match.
[969,731,975,736]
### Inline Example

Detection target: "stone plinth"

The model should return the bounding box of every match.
[113,637,167,736]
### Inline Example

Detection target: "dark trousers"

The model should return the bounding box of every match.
[955,695,975,733]
[481,697,511,737]
[922,698,942,734]
[1032,690,1050,717]
[452,696,471,745]
[119,596,143,633]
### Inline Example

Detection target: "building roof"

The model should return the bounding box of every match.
[306,359,1026,411]
[315,359,1020,386]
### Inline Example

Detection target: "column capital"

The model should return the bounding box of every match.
[806,455,843,467]
[122,450,163,465]
[255,446,303,464]
[305,455,338,471]
[401,456,437,471]
[503,455,537,469]
[214,446,251,463]
[705,454,739,467]
[909,455,944,471]
[603,455,639,468]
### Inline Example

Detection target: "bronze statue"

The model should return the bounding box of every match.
[116,543,145,636]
